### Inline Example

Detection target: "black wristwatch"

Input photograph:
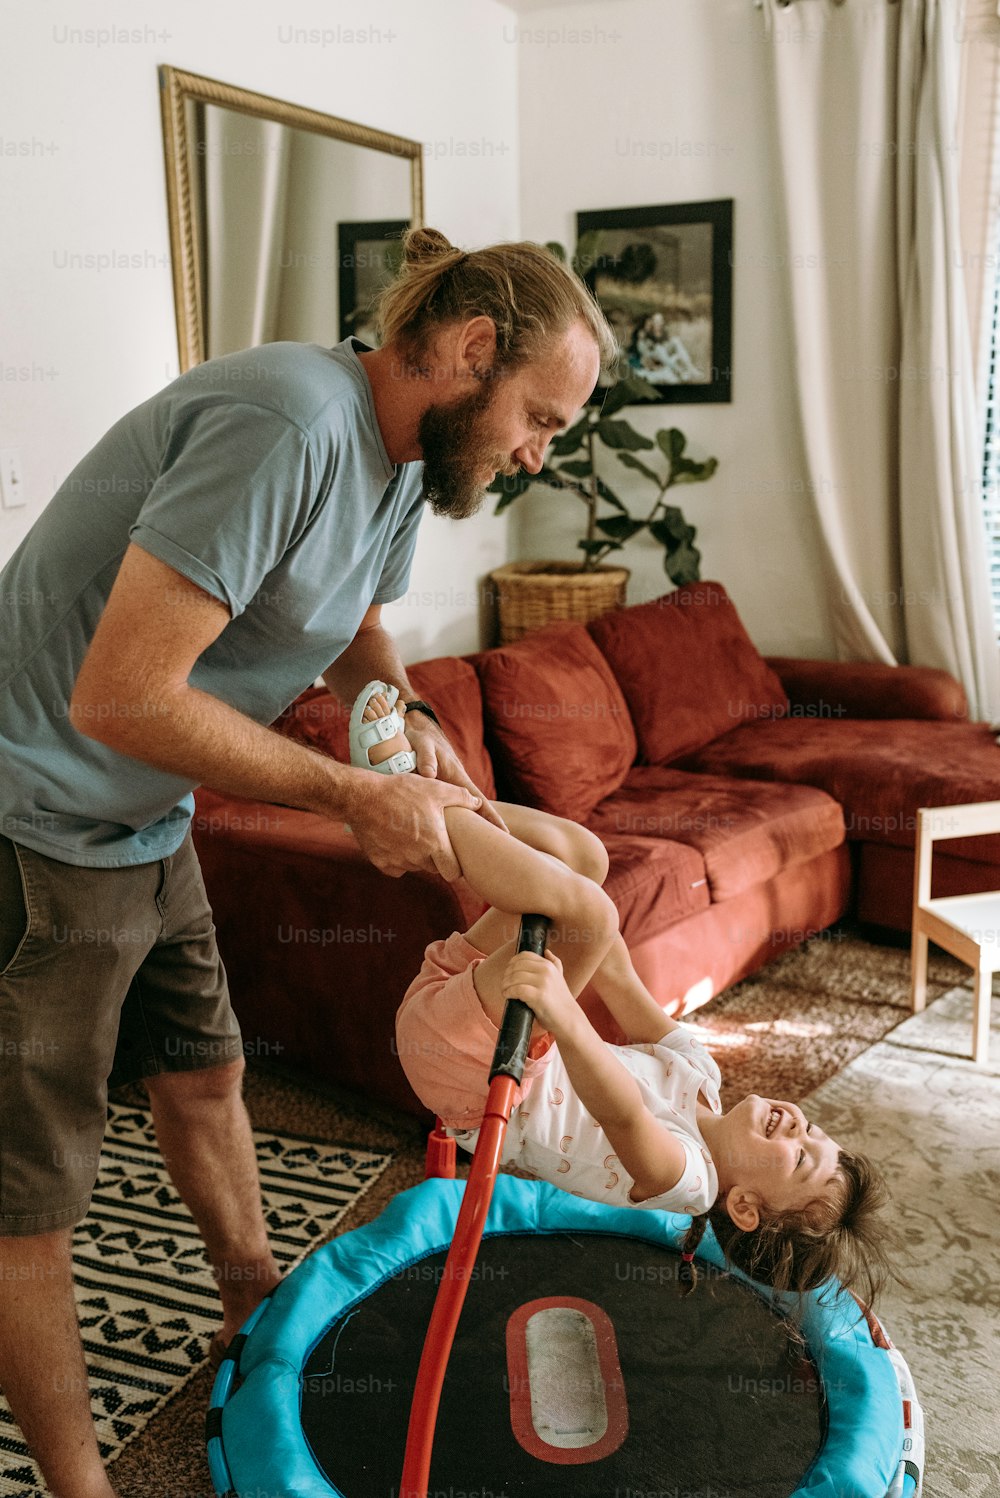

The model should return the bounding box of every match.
[403,699,441,728]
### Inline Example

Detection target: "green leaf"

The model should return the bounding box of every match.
[595,477,628,512]
[573,229,603,280]
[596,419,655,452]
[595,516,645,541]
[557,459,593,479]
[544,241,567,262]
[656,428,687,462]
[490,471,534,513]
[599,372,659,418]
[670,455,719,484]
[616,451,662,485]
[549,415,589,456]
[664,542,701,585]
[649,507,693,546]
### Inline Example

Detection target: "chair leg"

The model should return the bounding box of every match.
[910,925,929,1015]
[972,965,993,1066]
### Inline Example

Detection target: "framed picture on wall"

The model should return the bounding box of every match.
[576,200,733,403]
[337,219,408,346]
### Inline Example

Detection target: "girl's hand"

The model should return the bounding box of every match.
[501,949,577,1032]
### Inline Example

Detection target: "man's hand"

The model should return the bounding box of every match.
[404,710,508,834]
[342,765,484,882]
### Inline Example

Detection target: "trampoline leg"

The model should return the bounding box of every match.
[425,1119,456,1180]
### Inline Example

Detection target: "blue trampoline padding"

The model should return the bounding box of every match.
[211,1175,905,1498]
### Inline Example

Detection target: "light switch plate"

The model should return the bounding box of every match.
[0,449,25,509]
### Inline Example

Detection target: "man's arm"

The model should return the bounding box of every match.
[69,545,482,879]
[323,604,507,832]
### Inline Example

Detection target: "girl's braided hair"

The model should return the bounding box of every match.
[679,1148,903,1310]
[373,226,618,375]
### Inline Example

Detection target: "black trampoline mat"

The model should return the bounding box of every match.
[299,1233,825,1498]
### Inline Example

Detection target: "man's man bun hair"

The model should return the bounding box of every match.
[401,226,461,265]
[373,225,617,375]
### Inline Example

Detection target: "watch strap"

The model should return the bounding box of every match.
[403,699,440,728]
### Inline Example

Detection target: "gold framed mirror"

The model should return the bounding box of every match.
[159,66,424,371]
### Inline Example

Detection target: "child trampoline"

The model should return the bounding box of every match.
[207,920,924,1498]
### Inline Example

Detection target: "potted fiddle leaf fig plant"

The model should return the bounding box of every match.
[488,343,719,642]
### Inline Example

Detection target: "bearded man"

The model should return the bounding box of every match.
[0,226,613,1496]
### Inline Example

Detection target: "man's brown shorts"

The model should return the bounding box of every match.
[0,827,244,1236]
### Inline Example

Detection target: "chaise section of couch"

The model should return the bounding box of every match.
[191,581,998,1114]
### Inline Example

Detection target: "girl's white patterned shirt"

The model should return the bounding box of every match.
[454,1025,722,1215]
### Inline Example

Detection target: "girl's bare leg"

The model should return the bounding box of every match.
[460,802,674,1044]
[351,688,667,1044]
[441,805,619,1034]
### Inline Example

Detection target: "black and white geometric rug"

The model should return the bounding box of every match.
[0,1102,392,1496]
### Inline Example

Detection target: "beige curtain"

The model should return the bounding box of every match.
[203,109,292,359]
[760,0,1000,720]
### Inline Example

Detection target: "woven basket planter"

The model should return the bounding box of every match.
[489,561,630,645]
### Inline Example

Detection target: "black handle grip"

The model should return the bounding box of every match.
[489,914,551,1084]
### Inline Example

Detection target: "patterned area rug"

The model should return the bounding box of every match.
[0,1104,391,1496]
[800,985,1000,1498]
[690,928,968,1111]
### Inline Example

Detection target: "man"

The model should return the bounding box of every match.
[0,228,613,1495]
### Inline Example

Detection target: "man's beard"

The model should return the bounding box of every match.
[417,376,512,520]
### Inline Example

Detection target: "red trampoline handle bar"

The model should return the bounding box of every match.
[399,1073,517,1498]
[399,913,550,1498]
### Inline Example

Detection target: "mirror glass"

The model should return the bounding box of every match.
[160,68,423,369]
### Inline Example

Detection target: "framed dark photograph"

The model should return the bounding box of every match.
[337,219,408,346]
[576,200,733,403]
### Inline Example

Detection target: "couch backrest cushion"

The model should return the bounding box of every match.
[408,657,497,798]
[587,582,789,764]
[273,656,496,800]
[471,621,637,820]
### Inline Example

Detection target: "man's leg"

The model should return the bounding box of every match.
[0,833,166,1498]
[0,1232,117,1498]
[143,1059,281,1346]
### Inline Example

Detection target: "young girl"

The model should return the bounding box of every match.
[352,683,893,1303]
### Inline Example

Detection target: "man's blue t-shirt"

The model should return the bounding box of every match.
[0,338,426,867]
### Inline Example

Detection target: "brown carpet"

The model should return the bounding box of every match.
[104,924,968,1498]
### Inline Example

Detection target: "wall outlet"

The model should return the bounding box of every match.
[0,449,25,509]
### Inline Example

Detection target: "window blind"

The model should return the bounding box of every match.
[961,0,1000,631]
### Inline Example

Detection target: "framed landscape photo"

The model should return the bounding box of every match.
[576,200,733,403]
[337,219,408,346]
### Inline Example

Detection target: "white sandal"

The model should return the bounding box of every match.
[348,680,417,776]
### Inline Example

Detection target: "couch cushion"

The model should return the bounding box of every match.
[680,718,1000,865]
[272,656,497,800]
[471,622,637,821]
[587,582,788,764]
[587,767,845,903]
[600,833,710,943]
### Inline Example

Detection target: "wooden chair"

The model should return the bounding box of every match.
[911,801,1000,1064]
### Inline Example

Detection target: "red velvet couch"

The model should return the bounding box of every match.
[192,582,999,1116]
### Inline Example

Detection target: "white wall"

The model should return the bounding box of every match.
[513,0,836,656]
[0,0,520,660]
[15,0,955,663]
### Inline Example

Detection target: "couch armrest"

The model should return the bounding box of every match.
[764,657,969,722]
